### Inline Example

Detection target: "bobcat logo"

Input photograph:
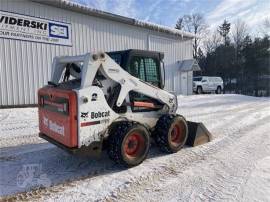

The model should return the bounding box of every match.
[81,112,89,118]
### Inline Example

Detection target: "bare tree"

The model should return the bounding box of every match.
[232,19,248,50]
[230,19,248,90]
[263,18,270,28]
[260,18,270,36]
[175,13,208,59]
[203,30,222,53]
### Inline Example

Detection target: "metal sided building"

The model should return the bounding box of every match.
[0,0,199,107]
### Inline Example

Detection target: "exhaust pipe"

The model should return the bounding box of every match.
[186,121,212,147]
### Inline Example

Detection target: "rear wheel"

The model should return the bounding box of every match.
[154,114,188,153]
[107,122,150,167]
[197,86,203,94]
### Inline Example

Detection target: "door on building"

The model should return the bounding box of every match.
[180,72,188,95]
[174,70,181,95]
[187,71,193,95]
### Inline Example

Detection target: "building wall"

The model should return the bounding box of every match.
[0,0,193,106]
[148,35,193,94]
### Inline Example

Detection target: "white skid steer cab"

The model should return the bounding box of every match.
[38,49,212,167]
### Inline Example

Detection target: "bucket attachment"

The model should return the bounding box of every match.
[186,121,212,147]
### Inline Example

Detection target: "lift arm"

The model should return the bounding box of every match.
[51,52,178,114]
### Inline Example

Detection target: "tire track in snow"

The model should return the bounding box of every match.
[181,101,269,124]
[180,100,259,117]
[189,124,270,202]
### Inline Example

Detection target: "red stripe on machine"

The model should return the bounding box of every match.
[81,121,100,127]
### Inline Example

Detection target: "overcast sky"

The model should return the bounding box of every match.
[74,0,270,35]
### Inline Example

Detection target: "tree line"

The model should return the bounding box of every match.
[175,14,270,96]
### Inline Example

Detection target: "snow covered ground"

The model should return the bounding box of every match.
[0,94,269,201]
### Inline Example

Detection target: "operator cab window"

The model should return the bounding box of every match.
[144,58,159,86]
[128,56,160,87]
[129,57,146,81]
[128,56,162,112]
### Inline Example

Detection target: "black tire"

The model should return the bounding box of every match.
[216,86,222,94]
[197,86,203,94]
[107,121,150,167]
[153,114,188,153]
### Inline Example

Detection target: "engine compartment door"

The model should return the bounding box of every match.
[38,87,78,148]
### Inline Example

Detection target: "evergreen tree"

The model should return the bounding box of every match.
[218,20,231,46]
[242,36,270,95]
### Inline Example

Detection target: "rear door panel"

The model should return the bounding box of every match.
[38,87,78,148]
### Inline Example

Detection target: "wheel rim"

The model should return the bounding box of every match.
[124,133,144,157]
[170,122,186,147]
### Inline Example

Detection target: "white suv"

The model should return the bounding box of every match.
[193,76,223,94]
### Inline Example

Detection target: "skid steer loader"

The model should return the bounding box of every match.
[38,49,211,167]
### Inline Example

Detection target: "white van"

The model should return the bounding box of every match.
[193,76,223,94]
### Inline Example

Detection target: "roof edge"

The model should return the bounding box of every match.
[30,0,195,39]
[178,59,201,72]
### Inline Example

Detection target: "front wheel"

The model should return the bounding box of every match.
[197,86,203,94]
[154,114,188,153]
[216,86,222,94]
[107,122,150,167]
